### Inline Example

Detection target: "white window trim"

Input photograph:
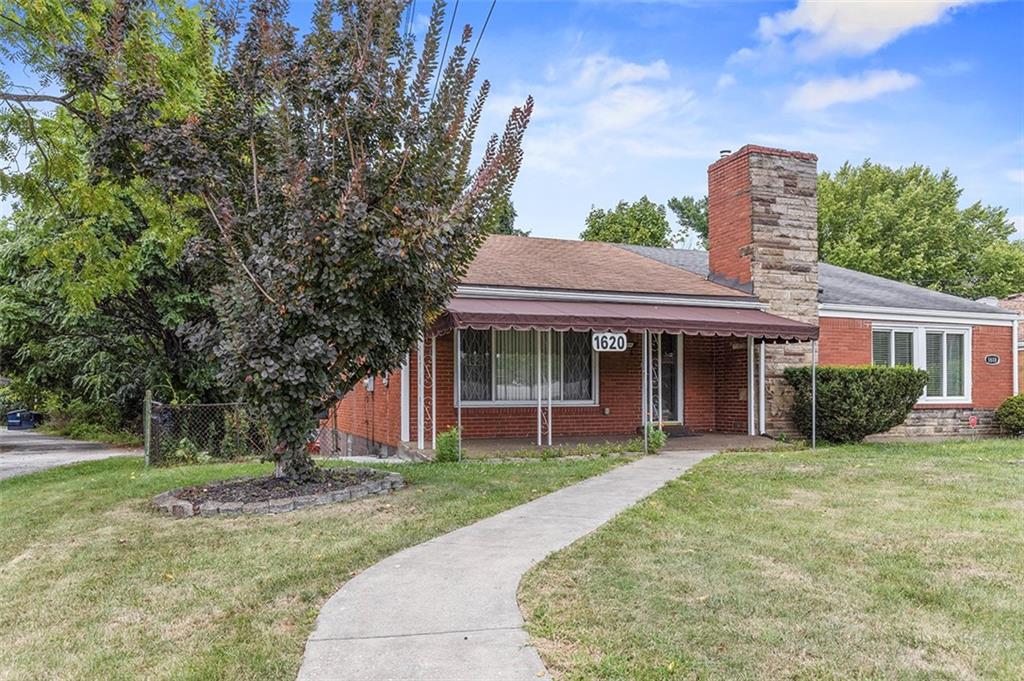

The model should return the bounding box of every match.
[873,324,972,404]
[456,329,601,408]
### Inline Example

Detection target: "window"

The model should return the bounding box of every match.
[458,329,595,404]
[872,326,969,402]
[926,331,966,399]
[872,330,914,367]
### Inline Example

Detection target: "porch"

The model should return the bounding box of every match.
[404,296,820,456]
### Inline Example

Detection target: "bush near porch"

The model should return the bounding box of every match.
[0,456,625,679]
[520,439,1024,680]
[786,365,928,443]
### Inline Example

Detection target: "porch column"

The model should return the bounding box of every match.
[1013,318,1019,396]
[547,330,553,446]
[400,354,410,443]
[536,329,542,446]
[811,339,818,449]
[758,340,766,435]
[430,336,437,451]
[657,333,663,430]
[455,328,463,459]
[641,330,649,453]
[747,336,755,436]
[416,340,424,450]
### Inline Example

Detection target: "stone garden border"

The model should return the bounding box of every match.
[153,470,404,518]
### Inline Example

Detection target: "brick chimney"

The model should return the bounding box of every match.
[707,145,819,434]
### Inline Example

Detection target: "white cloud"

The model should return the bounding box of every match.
[486,53,707,178]
[786,69,920,111]
[742,0,980,60]
[1006,169,1024,184]
[715,73,737,91]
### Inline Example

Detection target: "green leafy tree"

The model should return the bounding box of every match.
[818,161,1024,299]
[0,0,224,426]
[667,195,708,248]
[482,196,529,236]
[580,196,671,247]
[0,0,532,480]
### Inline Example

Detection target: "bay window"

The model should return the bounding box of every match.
[872,326,969,401]
[458,329,596,404]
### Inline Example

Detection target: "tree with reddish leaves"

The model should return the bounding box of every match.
[0,0,532,480]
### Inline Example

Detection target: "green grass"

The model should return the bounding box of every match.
[37,422,142,447]
[520,439,1024,680]
[0,456,626,680]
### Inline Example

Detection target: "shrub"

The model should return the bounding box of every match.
[645,425,668,451]
[785,365,928,444]
[165,437,212,465]
[995,394,1024,435]
[435,426,461,462]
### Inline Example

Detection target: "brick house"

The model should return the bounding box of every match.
[326,145,1020,455]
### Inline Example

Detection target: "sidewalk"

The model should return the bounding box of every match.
[298,449,715,681]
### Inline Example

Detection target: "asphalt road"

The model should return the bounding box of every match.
[0,429,140,481]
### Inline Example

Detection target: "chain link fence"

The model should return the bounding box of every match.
[146,398,274,466]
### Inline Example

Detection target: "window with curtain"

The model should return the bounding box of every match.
[926,331,966,398]
[872,329,914,367]
[459,330,594,403]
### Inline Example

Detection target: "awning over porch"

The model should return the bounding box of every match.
[432,297,818,342]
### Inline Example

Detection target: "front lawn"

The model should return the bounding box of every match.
[0,456,625,679]
[520,440,1024,680]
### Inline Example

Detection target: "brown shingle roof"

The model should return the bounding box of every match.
[462,235,751,299]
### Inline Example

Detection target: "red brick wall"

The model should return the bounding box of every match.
[707,152,752,286]
[972,325,1014,408]
[815,316,1015,410]
[818,317,872,365]
[684,336,749,433]
[330,369,403,447]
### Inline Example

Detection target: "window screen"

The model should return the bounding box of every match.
[872,331,891,366]
[925,332,944,397]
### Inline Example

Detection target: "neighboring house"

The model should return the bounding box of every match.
[326,145,1020,456]
[997,293,1024,391]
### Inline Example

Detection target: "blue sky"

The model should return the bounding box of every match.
[385,0,1024,243]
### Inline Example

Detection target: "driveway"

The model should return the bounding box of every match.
[0,429,140,481]
[298,449,715,681]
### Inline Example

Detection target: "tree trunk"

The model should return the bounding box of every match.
[274,445,317,481]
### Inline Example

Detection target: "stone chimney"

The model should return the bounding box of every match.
[707,145,819,434]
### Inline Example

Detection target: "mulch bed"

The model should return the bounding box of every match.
[175,467,386,505]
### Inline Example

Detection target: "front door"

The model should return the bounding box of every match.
[651,333,681,423]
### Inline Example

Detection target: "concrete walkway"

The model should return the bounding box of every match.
[298,449,715,681]
[0,429,140,481]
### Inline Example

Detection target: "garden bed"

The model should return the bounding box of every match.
[153,467,403,518]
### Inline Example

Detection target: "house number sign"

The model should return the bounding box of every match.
[592,332,627,352]
[984,355,1000,365]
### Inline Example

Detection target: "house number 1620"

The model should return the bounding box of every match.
[592,332,627,352]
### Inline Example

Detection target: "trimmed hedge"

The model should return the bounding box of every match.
[785,365,928,444]
[995,394,1024,435]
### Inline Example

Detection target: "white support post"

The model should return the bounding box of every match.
[455,329,462,459]
[758,341,766,435]
[400,355,410,443]
[811,339,818,450]
[547,330,553,447]
[642,330,649,453]
[1013,318,1020,396]
[747,336,755,436]
[430,336,436,451]
[657,333,663,430]
[416,340,424,450]
[536,329,542,447]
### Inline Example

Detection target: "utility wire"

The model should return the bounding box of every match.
[431,0,459,103]
[469,0,496,63]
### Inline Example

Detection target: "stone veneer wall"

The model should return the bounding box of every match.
[876,408,1000,438]
[708,145,819,435]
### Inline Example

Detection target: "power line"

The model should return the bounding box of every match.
[431,0,459,103]
[469,0,496,63]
